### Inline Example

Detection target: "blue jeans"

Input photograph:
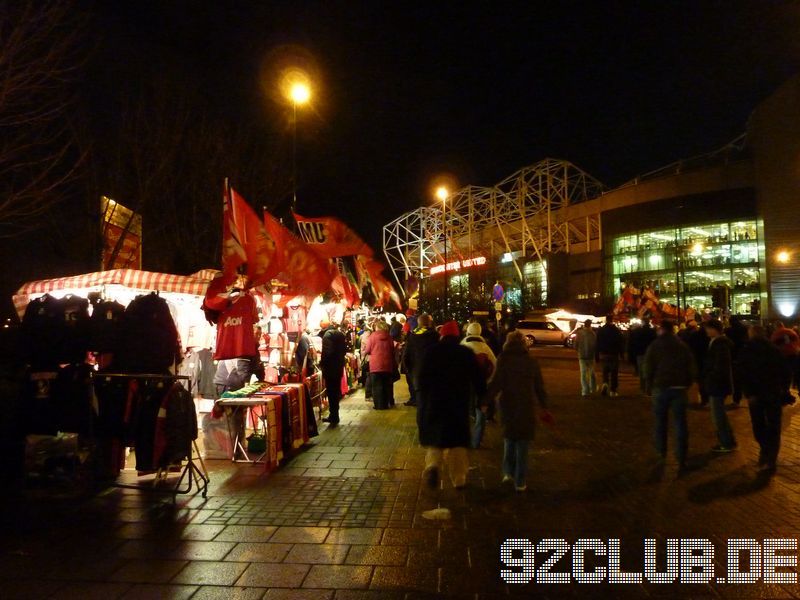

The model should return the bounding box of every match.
[472,407,486,449]
[579,359,596,395]
[652,388,689,465]
[503,438,530,488]
[709,395,736,448]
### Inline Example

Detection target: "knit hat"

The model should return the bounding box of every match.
[466,322,482,337]
[439,320,461,338]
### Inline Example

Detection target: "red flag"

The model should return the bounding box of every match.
[230,188,278,288]
[221,183,247,285]
[263,211,335,298]
[361,256,401,309]
[293,212,374,258]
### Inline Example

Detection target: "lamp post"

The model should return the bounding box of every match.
[436,185,449,317]
[288,81,310,210]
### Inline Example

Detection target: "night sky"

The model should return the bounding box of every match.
[2,1,799,316]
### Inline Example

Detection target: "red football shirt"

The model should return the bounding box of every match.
[214,294,259,360]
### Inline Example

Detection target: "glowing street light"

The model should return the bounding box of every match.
[435,185,450,316]
[284,77,312,209]
[776,250,791,264]
[289,82,311,105]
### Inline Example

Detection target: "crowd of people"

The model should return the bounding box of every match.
[318,313,550,493]
[578,315,796,475]
[316,309,797,491]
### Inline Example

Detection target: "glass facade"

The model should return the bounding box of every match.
[607,220,762,315]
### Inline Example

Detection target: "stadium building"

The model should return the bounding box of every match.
[383,74,800,323]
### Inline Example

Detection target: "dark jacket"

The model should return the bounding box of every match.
[417,337,486,448]
[320,327,347,378]
[628,324,656,361]
[596,322,624,357]
[487,335,548,440]
[685,327,709,371]
[643,333,697,392]
[703,335,734,397]
[402,326,438,383]
[737,337,791,399]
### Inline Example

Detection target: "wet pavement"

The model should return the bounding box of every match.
[5,348,800,598]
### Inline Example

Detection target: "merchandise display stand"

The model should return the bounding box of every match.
[215,397,273,464]
[96,373,209,501]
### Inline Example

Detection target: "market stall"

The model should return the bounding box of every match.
[14,268,217,498]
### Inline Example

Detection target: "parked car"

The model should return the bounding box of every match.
[515,320,569,346]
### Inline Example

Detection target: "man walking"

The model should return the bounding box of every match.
[596,316,625,397]
[702,320,737,452]
[643,320,697,472]
[401,314,438,407]
[320,319,347,426]
[575,319,597,397]
[417,320,486,489]
[739,325,792,473]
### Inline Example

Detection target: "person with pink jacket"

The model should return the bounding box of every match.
[363,320,397,409]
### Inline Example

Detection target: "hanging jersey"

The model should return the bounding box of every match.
[214,293,258,360]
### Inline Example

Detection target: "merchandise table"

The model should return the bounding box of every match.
[215,396,281,468]
[216,381,316,470]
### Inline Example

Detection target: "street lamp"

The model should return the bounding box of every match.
[776,250,791,264]
[286,80,311,210]
[436,186,449,317]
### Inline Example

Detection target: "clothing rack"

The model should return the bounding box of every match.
[93,372,209,500]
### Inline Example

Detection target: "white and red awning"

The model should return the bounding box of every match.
[13,268,219,318]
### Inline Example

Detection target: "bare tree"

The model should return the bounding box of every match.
[88,70,292,274]
[0,0,86,236]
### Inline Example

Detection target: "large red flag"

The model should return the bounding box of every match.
[264,211,335,298]
[230,188,278,288]
[292,212,373,259]
[361,256,401,309]
[221,183,247,285]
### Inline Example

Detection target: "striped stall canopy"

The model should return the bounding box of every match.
[13,268,219,318]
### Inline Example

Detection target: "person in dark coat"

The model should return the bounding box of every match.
[627,318,656,392]
[417,320,486,489]
[702,320,737,452]
[725,317,748,404]
[596,316,625,396]
[738,325,792,473]
[685,321,710,405]
[486,331,551,492]
[643,320,697,472]
[401,314,438,407]
[320,319,347,425]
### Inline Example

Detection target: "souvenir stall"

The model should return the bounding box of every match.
[14,268,217,498]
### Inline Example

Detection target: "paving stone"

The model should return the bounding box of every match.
[179,523,227,541]
[172,560,248,585]
[236,563,310,588]
[345,544,408,566]
[263,590,334,600]
[224,542,294,563]
[301,565,373,589]
[268,526,330,544]
[167,540,236,561]
[369,566,438,592]
[109,559,188,583]
[214,524,278,542]
[325,527,384,545]
[191,586,267,599]
[120,583,198,599]
[284,543,350,564]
